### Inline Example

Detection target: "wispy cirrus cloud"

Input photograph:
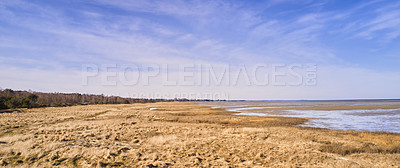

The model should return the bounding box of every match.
[0,0,399,99]
[338,1,400,42]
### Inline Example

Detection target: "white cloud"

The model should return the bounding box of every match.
[337,2,400,42]
[2,62,398,100]
[94,0,224,16]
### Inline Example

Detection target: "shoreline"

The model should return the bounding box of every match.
[215,106,400,135]
[200,101,400,134]
[0,102,399,167]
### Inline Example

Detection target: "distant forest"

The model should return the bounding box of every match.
[0,89,164,110]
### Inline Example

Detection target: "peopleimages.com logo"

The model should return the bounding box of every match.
[81,64,317,87]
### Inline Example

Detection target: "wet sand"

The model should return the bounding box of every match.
[0,102,399,167]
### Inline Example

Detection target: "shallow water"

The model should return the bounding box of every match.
[200,100,400,133]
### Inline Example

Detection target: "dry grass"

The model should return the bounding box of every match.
[320,142,400,156]
[318,131,400,156]
[0,102,399,167]
[148,135,178,145]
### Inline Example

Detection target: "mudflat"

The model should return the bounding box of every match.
[0,102,399,167]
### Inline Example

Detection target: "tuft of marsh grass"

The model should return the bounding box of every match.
[320,142,400,155]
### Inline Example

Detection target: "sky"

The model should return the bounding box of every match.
[0,0,400,100]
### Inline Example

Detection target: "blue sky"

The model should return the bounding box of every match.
[0,0,399,99]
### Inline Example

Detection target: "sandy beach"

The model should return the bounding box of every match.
[0,102,399,167]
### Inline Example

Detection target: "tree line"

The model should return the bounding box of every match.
[0,89,163,110]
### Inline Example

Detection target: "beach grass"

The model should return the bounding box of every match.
[0,102,399,167]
